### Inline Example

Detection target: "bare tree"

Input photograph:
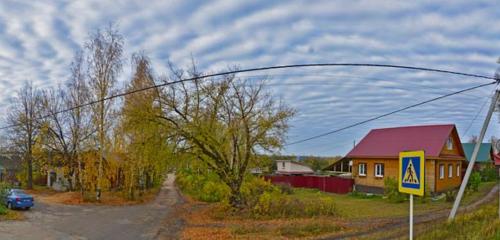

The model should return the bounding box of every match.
[159,64,295,208]
[86,25,123,200]
[67,51,94,196]
[38,52,94,192]
[7,81,41,189]
[469,135,479,144]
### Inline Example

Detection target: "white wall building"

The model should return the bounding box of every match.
[275,160,314,175]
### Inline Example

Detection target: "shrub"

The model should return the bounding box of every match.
[276,182,294,195]
[251,191,336,218]
[384,177,406,203]
[0,205,7,215]
[480,165,498,182]
[467,172,481,192]
[445,190,456,202]
[0,182,10,200]
[241,176,277,207]
[176,169,230,202]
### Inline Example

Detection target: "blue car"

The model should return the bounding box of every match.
[4,189,34,210]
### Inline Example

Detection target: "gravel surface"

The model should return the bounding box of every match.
[0,174,182,240]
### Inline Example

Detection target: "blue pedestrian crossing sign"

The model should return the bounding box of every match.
[399,150,425,196]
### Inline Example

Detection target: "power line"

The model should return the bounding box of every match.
[1,63,498,131]
[462,89,496,136]
[285,81,497,146]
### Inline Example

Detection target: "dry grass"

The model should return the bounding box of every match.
[26,187,159,206]
[178,183,498,240]
[179,198,351,240]
[0,210,25,221]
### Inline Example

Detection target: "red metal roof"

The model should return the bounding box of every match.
[346,124,461,158]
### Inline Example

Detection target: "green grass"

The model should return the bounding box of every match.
[290,181,497,220]
[461,181,497,205]
[291,188,446,219]
[417,202,500,240]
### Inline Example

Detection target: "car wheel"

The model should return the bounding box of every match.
[25,207,30,210]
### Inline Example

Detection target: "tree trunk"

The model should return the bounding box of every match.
[27,155,33,189]
[228,181,244,209]
[78,158,85,199]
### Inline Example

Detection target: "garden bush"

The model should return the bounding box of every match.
[177,169,338,218]
[480,165,498,182]
[0,182,11,215]
[384,177,406,203]
[467,171,481,192]
[176,169,230,202]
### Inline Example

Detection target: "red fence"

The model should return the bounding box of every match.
[264,175,354,194]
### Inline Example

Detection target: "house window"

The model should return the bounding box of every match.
[448,164,453,178]
[375,163,384,177]
[439,164,445,179]
[456,164,460,177]
[358,163,366,176]
[446,137,453,150]
[282,162,285,169]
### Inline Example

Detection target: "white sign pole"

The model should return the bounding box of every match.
[410,194,414,240]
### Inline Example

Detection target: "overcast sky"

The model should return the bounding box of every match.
[0,0,498,156]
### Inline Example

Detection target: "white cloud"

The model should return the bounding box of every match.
[0,0,498,156]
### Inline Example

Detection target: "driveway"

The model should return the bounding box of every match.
[0,174,183,240]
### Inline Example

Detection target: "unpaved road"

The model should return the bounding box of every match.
[0,174,182,240]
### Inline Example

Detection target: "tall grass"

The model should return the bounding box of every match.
[418,203,500,240]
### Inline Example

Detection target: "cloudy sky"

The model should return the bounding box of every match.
[0,0,498,156]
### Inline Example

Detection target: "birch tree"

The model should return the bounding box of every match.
[66,51,94,196]
[118,54,168,199]
[86,25,123,200]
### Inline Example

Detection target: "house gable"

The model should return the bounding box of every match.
[438,127,465,159]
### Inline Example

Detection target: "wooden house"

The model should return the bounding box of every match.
[275,160,314,175]
[348,124,465,194]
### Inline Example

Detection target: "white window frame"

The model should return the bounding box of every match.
[375,163,384,177]
[358,163,366,176]
[439,164,445,179]
[448,164,453,178]
[456,164,460,177]
[446,137,453,150]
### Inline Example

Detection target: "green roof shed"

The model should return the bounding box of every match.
[461,143,493,163]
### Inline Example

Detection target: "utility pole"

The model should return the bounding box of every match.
[449,60,500,220]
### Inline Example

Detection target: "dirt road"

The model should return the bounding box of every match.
[0,174,182,240]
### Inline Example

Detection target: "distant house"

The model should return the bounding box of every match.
[348,124,466,194]
[461,143,494,170]
[275,160,314,175]
[494,153,500,171]
[323,157,352,176]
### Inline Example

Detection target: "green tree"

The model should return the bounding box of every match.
[118,54,169,199]
[159,64,295,208]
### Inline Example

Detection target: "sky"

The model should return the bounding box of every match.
[0,0,498,156]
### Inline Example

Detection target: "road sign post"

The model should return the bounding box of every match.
[399,150,425,240]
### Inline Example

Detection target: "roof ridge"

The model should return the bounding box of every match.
[371,123,454,131]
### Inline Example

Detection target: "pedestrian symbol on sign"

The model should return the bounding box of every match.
[403,159,419,184]
[398,151,425,196]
